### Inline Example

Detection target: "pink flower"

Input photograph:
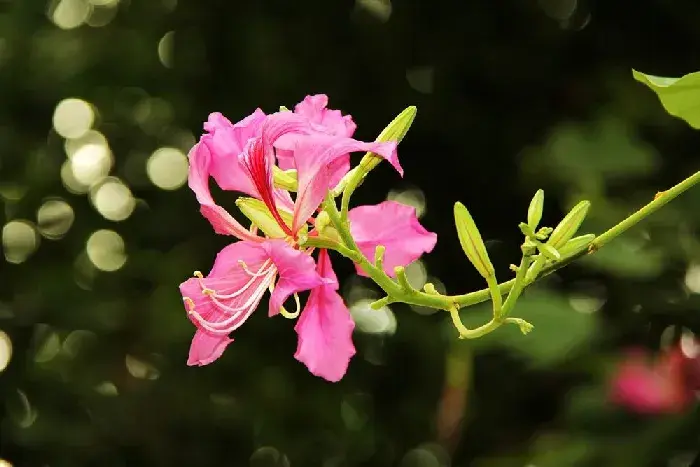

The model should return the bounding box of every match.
[180,240,326,366]
[239,112,399,238]
[348,201,437,277]
[181,96,437,382]
[294,249,356,382]
[610,347,692,414]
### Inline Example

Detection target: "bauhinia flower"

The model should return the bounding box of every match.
[609,346,695,414]
[180,94,436,382]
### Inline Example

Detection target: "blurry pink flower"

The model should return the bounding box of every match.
[294,249,356,382]
[610,347,692,414]
[180,240,326,366]
[348,201,437,278]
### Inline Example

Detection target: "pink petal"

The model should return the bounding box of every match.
[187,330,233,366]
[292,136,399,232]
[294,250,355,382]
[203,110,266,197]
[348,201,437,277]
[261,239,327,317]
[187,142,260,242]
[293,94,357,137]
[275,95,358,189]
[179,241,276,366]
[610,349,690,414]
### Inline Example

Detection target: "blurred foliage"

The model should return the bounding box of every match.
[2,0,700,466]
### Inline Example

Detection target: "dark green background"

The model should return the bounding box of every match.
[1,0,699,465]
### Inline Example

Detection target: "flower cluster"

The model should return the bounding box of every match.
[610,339,700,414]
[180,95,437,382]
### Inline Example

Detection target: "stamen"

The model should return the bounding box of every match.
[186,262,278,335]
[194,271,215,295]
[238,259,274,277]
[279,293,301,319]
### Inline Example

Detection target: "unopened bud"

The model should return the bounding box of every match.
[547,200,590,249]
[558,234,596,258]
[527,189,544,230]
[236,197,294,239]
[272,166,298,192]
[454,202,495,279]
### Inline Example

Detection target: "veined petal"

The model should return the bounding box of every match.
[292,136,399,232]
[262,239,326,317]
[276,95,355,188]
[187,142,261,242]
[203,110,266,197]
[294,250,355,382]
[348,201,437,278]
[187,330,233,366]
[293,94,357,137]
[179,241,277,366]
[240,113,311,236]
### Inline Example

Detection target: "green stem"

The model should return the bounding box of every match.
[500,255,533,319]
[307,169,700,337]
[590,169,700,250]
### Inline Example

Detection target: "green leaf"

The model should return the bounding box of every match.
[633,69,700,128]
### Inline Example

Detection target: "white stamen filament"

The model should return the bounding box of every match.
[186,260,278,335]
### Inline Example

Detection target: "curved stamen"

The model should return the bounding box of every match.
[187,268,276,335]
[279,293,301,319]
[185,261,278,335]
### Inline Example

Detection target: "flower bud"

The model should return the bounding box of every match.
[236,197,296,238]
[272,166,298,192]
[527,189,544,230]
[357,106,417,173]
[547,200,590,249]
[454,202,495,279]
[558,234,596,258]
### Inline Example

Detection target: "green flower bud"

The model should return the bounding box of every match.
[272,167,298,192]
[236,197,299,239]
[558,234,596,258]
[357,106,417,173]
[454,202,495,279]
[527,189,544,230]
[537,243,561,261]
[547,200,591,249]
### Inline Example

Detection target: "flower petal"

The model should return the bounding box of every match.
[348,201,437,277]
[187,330,233,366]
[294,250,355,382]
[293,94,357,137]
[179,241,276,366]
[187,141,260,242]
[610,348,691,414]
[292,136,399,232]
[203,110,266,197]
[262,239,326,317]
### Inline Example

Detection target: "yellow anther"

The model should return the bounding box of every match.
[194,271,204,279]
[238,260,252,275]
[183,297,195,313]
[201,287,215,296]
